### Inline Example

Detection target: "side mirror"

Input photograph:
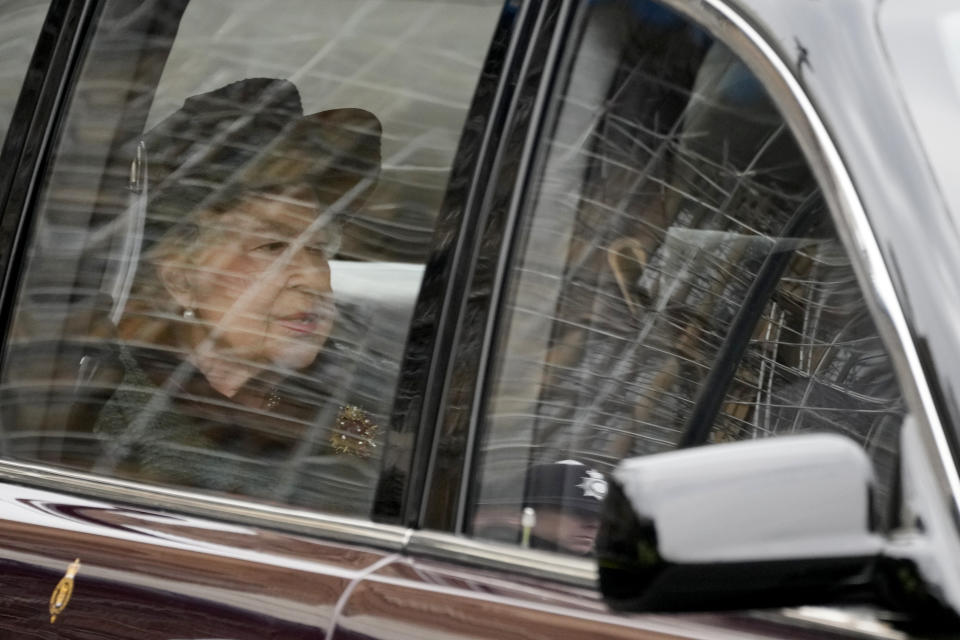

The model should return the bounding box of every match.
[596,435,883,612]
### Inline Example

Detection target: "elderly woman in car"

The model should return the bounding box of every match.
[93,78,383,512]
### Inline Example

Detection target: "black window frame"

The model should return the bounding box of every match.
[403,0,580,533]
[0,0,98,344]
[373,0,547,528]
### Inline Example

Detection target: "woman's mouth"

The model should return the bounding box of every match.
[276,312,321,334]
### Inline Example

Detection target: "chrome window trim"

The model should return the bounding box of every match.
[406,529,597,587]
[0,459,409,550]
[654,0,960,519]
[0,459,597,585]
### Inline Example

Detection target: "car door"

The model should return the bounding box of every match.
[0,0,509,637]
[334,0,919,638]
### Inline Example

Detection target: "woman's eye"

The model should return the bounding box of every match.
[254,241,288,253]
[306,245,328,256]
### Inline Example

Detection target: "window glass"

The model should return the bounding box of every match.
[0,0,50,144]
[0,0,502,517]
[469,0,904,556]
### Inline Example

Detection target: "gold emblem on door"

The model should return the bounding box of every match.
[49,558,80,623]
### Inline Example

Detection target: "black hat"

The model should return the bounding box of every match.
[135,77,382,247]
[525,460,608,515]
[478,460,609,516]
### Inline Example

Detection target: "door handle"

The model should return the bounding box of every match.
[49,558,80,623]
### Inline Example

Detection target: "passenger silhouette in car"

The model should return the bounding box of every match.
[83,78,384,512]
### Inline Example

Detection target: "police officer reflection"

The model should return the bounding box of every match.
[473,460,608,556]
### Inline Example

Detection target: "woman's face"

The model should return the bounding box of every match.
[174,185,336,370]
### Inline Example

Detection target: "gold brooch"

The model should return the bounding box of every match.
[330,405,379,458]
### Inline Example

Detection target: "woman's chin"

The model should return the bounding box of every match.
[268,340,324,370]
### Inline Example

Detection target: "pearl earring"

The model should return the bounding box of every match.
[182,307,196,320]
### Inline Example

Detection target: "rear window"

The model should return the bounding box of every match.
[0,0,502,518]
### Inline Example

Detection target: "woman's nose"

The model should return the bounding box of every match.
[286,246,331,287]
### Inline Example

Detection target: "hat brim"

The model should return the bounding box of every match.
[236,106,382,206]
[144,104,383,237]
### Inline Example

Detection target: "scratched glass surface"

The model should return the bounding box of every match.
[0,0,501,516]
[470,1,904,552]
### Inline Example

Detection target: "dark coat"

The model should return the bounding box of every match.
[90,339,382,515]
[0,302,385,517]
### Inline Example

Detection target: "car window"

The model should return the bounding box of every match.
[468,0,905,556]
[0,0,502,518]
[0,0,50,145]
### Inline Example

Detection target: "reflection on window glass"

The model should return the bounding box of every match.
[0,0,50,145]
[0,0,502,517]
[470,0,904,554]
